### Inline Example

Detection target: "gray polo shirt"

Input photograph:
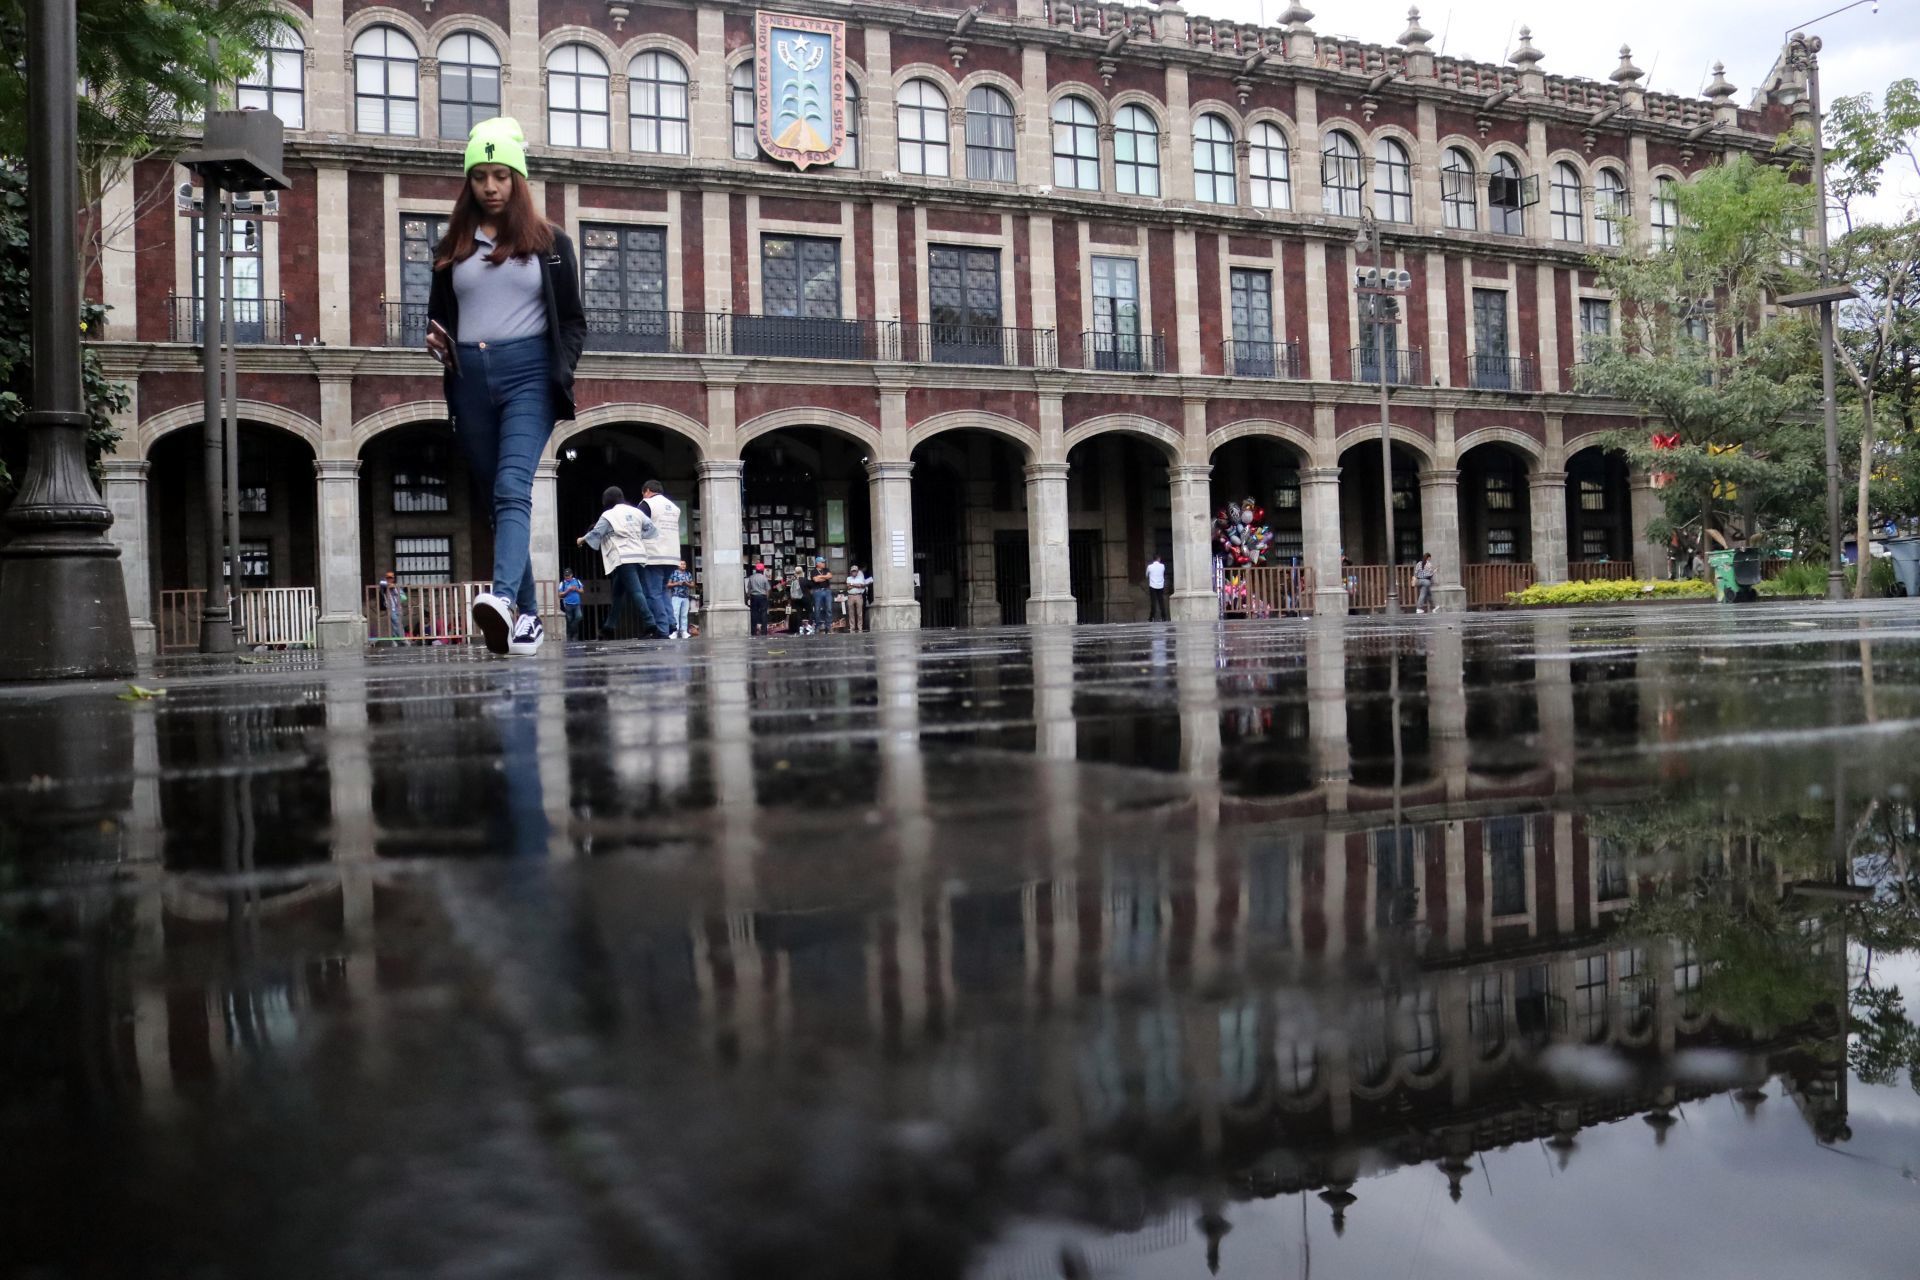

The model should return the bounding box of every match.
[451,230,548,344]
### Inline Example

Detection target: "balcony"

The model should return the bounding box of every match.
[1223,339,1302,379]
[1468,354,1539,392]
[1346,346,1427,386]
[896,322,1056,368]
[584,309,728,356]
[383,301,429,348]
[168,295,287,344]
[1077,331,1168,374]
[731,314,891,361]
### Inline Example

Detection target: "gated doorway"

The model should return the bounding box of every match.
[1070,529,1105,623]
[993,530,1029,624]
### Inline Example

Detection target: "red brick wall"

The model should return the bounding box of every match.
[1228,235,1271,258]
[1147,228,1175,354]
[1189,74,1240,108]
[893,35,1017,79]
[729,194,748,313]
[927,208,999,236]
[627,3,699,48]
[578,184,668,212]
[142,371,321,424]
[907,387,1037,424]
[1516,264,1539,369]
[351,375,445,421]
[724,12,752,52]
[278,165,320,344]
[133,158,176,342]
[399,174,462,204]
[1533,815,1556,921]
[760,196,841,225]
[1280,237,1309,376]
[538,0,620,37]
[1463,820,1483,942]
[853,204,873,320]
[545,183,566,226]
[1554,268,1574,384]
[736,381,879,427]
[1054,219,1080,343]
[1438,108,1523,148]
[1444,255,1467,385]
[898,204,918,324]
[681,195,704,313]
[572,377,706,424]
[349,0,506,22]
[1402,249,1428,380]
[1324,244,1351,381]
[1012,216,1031,333]
[1336,402,1432,437]
[1061,392,1179,429]
[348,171,385,347]
[1195,232,1222,375]
[1454,407,1544,440]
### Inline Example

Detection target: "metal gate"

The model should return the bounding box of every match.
[993,531,1029,624]
[1070,529,1105,624]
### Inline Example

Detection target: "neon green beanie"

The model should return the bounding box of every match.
[464,117,528,178]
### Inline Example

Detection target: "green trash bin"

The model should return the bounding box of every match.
[1708,549,1763,603]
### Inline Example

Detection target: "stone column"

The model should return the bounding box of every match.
[1629,470,1668,579]
[1302,466,1347,613]
[697,458,749,636]
[314,459,365,649]
[506,0,544,133]
[1535,614,1575,792]
[1308,615,1348,811]
[101,460,155,655]
[1427,621,1468,802]
[1025,462,1074,625]
[1169,464,1216,620]
[1529,470,1569,585]
[867,460,918,630]
[531,459,561,624]
[1419,468,1468,610]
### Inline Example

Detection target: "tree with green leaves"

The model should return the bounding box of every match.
[1576,154,1820,569]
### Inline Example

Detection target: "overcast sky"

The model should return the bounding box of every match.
[1202,0,1920,224]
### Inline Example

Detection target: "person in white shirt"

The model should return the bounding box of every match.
[1146,555,1169,621]
[844,564,871,632]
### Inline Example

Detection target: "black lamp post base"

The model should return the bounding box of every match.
[0,550,137,681]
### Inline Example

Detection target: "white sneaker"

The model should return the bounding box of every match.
[471,592,513,655]
[507,612,544,657]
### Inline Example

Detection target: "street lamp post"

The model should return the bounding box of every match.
[1355,214,1413,615]
[0,0,136,680]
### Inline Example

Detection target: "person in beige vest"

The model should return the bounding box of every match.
[635,479,681,639]
[576,485,661,639]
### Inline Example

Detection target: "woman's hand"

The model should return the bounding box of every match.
[425,319,452,366]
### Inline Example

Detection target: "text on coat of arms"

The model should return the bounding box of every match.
[754,11,847,170]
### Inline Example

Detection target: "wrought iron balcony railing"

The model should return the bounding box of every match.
[731,313,892,361]
[1346,346,1427,386]
[168,295,287,345]
[1468,354,1540,392]
[383,301,430,348]
[1077,330,1168,374]
[895,322,1056,368]
[584,308,728,355]
[1223,339,1302,379]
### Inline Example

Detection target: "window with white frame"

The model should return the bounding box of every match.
[1581,526,1610,558]
[836,77,861,169]
[1575,952,1609,1041]
[1052,96,1100,190]
[897,79,950,177]
[1373,137,1413,222]
[1320,130,1362,217]
[353,26,419,136]
[1193,113,1237,205]
[238,29,305,129]
[393,441,452,513]
[1488,152,1527,235]
[1650,177,1679,249]
[1113,104,1160,197]
[238,541,272,580]
[394,536,452,583]
[1441,147,1477,229]
[730,62,758,159]
[628,51,689,155]
[965,86,1016,183]
[546,44,609,149]
[1579,297,1612,359]
[1550,161,1584,241]
[1594,168,1627,247]
[436,34,500,140]
[1249,122,1290,210]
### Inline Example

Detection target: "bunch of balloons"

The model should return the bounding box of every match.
[1213,496,1274,566]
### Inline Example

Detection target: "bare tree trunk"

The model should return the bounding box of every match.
[1856,397,1875,599]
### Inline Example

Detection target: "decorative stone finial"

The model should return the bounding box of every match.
[1705,61,1737,101]
[1610,44,1644,85]
[1279,3,1314,30]
[1399,6,1433,48]
[1510,25,1544,67]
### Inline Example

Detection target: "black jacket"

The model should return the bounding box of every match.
[426,226,588,421]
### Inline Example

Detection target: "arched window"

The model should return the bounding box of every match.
[1320,130,1362,217]
[436,33,499,140]
[353,26,419,136]
[1594,169,1627,247]
[1373,137,1413,223]
[1441,147,1477,229]
[897,79,950,177]
[1550,161,1584,241]
[628,51,689,155]
[1113,104,1160,197]
[1650,176,1679,249]
[546,44,609,149]
[835,77,861,169]
[1193,113,1237,205]
[730,62,757,160]
[965,86,1017,183]
[1051,95,1099,191]
[239,29,305,129]
[1489,152,1526,235]
[1249,122,1289,210]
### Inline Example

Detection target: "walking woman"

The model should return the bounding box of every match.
[425,117,586,656]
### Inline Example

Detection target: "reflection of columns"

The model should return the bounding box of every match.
[708,652,759,908]
[531,459,560,621]
[1033,625,1077,761]
[102,459,156,654]
[1169,463,1216,619]
[325,673,378,1064]
[1419,468,1468,610]
[535,663,573,859]
[1308,615,1349,811]
[697,459,748,636]
[1302,466,1347,612]
[1026,462,1075,624]
[1428,622,1468,802]
[1529,470,1569,585]
[1629,471,1668,580]
[1535,614,1575,792]
[866,460,918,630]
[1177,636,1220,778]
[314,459,364,648]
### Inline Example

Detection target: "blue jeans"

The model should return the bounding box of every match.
[562,602,582,639]
[671,594,691,636]
[639,564,674,636]
[448,335,553,615]
[604,563,648,636]
[811,587,833,629]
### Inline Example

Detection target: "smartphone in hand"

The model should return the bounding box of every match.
[427,319,459,375]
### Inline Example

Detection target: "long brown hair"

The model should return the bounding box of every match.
[433,170,555,270]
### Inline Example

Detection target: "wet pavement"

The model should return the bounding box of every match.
[2,603,1918,1279]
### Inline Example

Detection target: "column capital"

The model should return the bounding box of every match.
[1528,470,1568,489]
[101,459,150,480]
[1301,466,1341,485]
[1418,467,1460,488]
[1169,463,1212,483]
[866,459,914,481]
[697,458,745,480]
[535,459,560,480]
[314,458,360,479]
[1024,461,1070,482]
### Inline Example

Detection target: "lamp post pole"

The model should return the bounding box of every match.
[0,0,136,680]
[1356,214,1409,615]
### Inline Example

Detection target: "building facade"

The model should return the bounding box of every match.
[86,0,1800,649]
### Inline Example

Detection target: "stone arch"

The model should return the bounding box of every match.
[1564,429,1625,459]
[350,399,449,456]
[1332,422,1436,465]
[1206,418,1319,465]
[907,410,1038,460]
[1047,83,1108,117]
[956,70,1023,121]
[616,31,697,72]
[540,25,620,65]
[546,402,711,463]
[892,63,959,95]
[1190,100,1243,135]
[345,6,429,50]
[1064,413,1183,461]
[1106,88,1163,124]
[737,406,883,458]
[1455,426,1544,466]
[426,13,512,59]
[138,401,323,459]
